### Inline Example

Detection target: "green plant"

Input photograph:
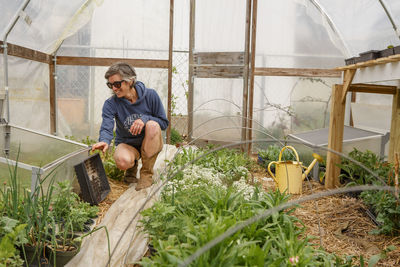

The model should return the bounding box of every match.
[51,180,99,232]
[170,127,183,145]
[0,217,27,267]
[338,148,392,185]
[258,145,297,169]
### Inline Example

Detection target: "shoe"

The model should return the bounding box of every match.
[136,151,159,190]
[124,160,138,183]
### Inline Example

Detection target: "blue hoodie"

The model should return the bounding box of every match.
[99,81,169,146]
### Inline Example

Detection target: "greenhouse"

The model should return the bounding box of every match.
[1,0,400,266]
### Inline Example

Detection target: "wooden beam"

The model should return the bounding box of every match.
[254,67,341,77]
[389,90,400,162]
[193,65,244,78]
[56,56,169,69]
[341,69,356,103]
[325,84,346,189]
[193,52,244,65]
[166,0,174,144]
[247,0,258,153]
[0,41,52,64]
[348,83,397,95]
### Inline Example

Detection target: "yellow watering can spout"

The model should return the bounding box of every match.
[301,153,324,180]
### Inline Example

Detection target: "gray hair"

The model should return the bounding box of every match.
[105,62,137,86]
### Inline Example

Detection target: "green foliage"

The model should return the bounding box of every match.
[170,127,183,145]
[338,148,399,235]
[338,148,392,185]
[0,217,26,267]
[140,186,340,266]
[140,146,352,266]
[169,146,255,186]
[258,145,297,169]
[51,180,99,232]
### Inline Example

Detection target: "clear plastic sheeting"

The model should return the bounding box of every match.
[3,57,51,132]
[1,0,400,143]
[193,78,244,142]
[0,0,101,54]
[256,0,344,68]
[0,124,89,191]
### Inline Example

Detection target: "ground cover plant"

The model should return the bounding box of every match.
[338,148,400,235]
[139,146,360,266]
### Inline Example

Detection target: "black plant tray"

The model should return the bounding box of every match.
[358,50,381,62]
[344,57,357,65]
[394,45,400,55]
[380,47,394,58]
[74,153,110,205]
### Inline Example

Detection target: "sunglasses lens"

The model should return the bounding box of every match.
[106,81,123,89]
[114,81,122,88]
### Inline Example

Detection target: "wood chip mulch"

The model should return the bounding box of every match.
[252,164,400,267]
[96,179,130,225]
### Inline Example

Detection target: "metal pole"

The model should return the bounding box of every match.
[378,0,400,40]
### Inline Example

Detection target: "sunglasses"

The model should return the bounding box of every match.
[106,80,125,89]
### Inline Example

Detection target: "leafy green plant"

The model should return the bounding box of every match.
[0,217,27,267]
[51,180,98,232]
[140,146,353,266]
[170,127,183,145]
[338,148,399,235]
[338,148,392,185]
[258,145,297,169]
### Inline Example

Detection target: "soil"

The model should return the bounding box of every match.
[99,162,400,266]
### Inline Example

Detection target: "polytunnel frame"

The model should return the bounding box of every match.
[2,0,400,190]
[186,0,343,151]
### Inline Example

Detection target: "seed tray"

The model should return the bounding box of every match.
[74,153,110,205]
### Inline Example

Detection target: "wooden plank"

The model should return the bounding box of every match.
[325,84,346,189]
[348,83,397,95]
[56,56,169,69]
[341,69,356,103]
[166,0,174,144]
[254,67,341,77]
[187,0,195,141]
[389,90,400,162]
[193,65,244,78]
[49,61,56,134]
[0,41,52,64]
[247,0,258,153]
[337,54,400,70]
[193,52,244,65]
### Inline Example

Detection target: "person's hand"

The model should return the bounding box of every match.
[130,119,144,136]
[91,142,109,153]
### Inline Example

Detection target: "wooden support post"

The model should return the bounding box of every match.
[341,69,356,103]
[241,0,251,152]
[166,0,174,144]
[187,0,195,141]
[247,0,257,154]
[389,89,400,162]
[49,57,56,134]
[325,84,346,188]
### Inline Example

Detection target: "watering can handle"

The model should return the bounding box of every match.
[267,161,278,183]
[279,146,300,162]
